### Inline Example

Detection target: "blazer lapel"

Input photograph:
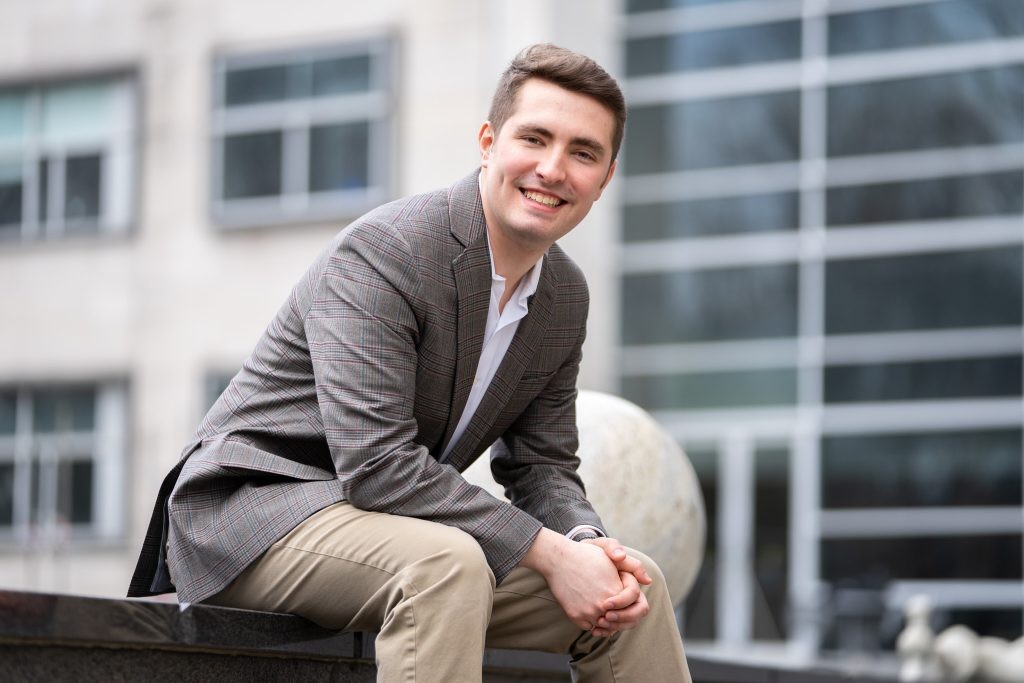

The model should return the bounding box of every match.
[438,171,490,460]
[443,262,556,470]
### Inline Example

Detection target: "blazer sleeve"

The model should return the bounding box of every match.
[488,320,606,537]
[304,221,543,583]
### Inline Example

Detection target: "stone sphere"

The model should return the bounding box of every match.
[462,390,706,606]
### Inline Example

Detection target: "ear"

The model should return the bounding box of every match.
[478,121,495,167]
[596,159,617,197]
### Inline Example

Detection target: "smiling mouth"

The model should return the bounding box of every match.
[521,189,565,208]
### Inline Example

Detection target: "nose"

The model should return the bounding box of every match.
[535,148,566,184]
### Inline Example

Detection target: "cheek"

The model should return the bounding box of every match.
[584,173,611,198]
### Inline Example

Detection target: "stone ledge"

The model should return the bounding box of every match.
[0,590,366,660]
[0,590,569,681]
[0,590,900,682]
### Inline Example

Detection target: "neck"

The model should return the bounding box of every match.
[485,224,543,313]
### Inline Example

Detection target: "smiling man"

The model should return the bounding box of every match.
[129,44,690,682]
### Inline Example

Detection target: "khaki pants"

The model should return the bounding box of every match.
[206,502,691,683]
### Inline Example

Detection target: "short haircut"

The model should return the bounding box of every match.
[488,43,626,162]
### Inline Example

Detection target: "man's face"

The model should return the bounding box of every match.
[478,78,617,254]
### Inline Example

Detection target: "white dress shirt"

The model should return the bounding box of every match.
[441,239,604,542]
[441,244,543,459]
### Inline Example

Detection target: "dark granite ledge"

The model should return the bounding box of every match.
[0,590,569,681]
[0,590,366,661]
[0,590,899,683]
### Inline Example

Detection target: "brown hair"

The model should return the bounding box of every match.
[488,43,626,161]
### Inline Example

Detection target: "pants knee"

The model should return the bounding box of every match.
[626,547,671,600]
[444,529,495,587]
[403,527,495,598]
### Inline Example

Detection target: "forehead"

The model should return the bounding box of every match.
[505,78,616,149]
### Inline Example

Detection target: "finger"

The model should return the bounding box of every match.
[611,550,645,580]
[603,572,642,611]
[596,616,637,634]
[571,614,598,632]
[583,537,621,557]
[604,592,650,629]
[589,540,652,585]
[602,593,651,626]
[612,553,652,584]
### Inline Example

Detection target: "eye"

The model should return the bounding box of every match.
[522,135,543,145]
[574,150,597,162]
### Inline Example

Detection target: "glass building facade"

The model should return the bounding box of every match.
[620,0,1024,656]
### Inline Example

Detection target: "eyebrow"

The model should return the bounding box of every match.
[514,124,607,158]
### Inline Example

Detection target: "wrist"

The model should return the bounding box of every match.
[520,527,570,577]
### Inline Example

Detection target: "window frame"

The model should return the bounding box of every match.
[210,37,395,229]
[0,383,127,547]
[0,74,136,244]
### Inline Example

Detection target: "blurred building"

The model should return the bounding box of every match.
[618,0,1024,662]
[0,0,1021,666]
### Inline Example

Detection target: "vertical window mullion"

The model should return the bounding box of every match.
[211,131,226,220]
[283,123,309,200]
[21,90,42,241]
[368,117,387,196]
[37,439,56,539]
[93,383,125,539]
[795,2,828,657]
[12,390,32,541]
[372,38,393,196]
[97,150,108,229]
[718,431,754,644]
[49,154,66,239]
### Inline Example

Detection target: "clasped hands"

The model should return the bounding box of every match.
[578,537,652,637]
[522,528,653,639]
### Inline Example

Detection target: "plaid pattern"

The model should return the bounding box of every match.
[128,171,604,604]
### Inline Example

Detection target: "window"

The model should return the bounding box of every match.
[0,385,126,544]
[827,171,1023,227]
[825,247,1022,334]
[212,39,393,227]
[626,21,801,76]
[624,191,798,241]
[682,446,718,640]
[0,77,135,242]
[822,430,1022,509]
[623,368,797,410]
[753,447,789,641]
[828,66,1024,157]
[623,263,799,344]
[822,536,1022,582]
[830,0,1024,55]
[824,356,1022,403]
[678,442,793,642]
[626,91,800,174]
[626,0,746,11]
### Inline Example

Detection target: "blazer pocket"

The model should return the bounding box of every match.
[214,437,336,482]
[515,369,559,395]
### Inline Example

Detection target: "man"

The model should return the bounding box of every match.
[129,44,690,682]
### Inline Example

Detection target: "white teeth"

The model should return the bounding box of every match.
[523,190,561,207]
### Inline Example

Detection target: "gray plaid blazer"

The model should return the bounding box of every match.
[128,171,604,604]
